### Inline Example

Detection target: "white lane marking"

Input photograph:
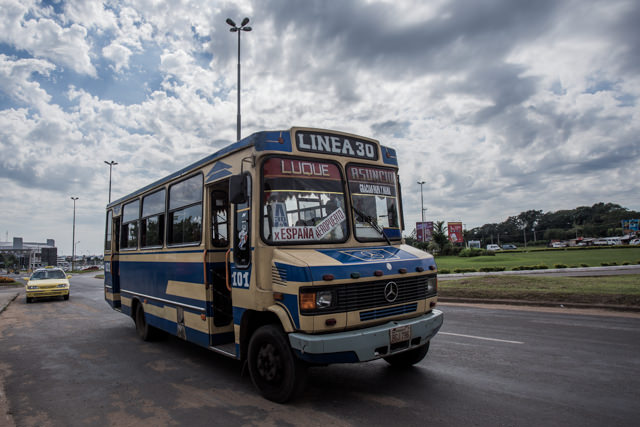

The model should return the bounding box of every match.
[439,332,524,345]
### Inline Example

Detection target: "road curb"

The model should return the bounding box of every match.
[438,297,640,312]
[0,292,19,315]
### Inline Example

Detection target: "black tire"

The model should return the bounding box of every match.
[26,297,32,304]
[134,303,166,341]
[248,324,307,403]
[63,294,69,301]
[384,342,430,367]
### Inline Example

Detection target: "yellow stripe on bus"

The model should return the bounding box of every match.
[166,280,206,301]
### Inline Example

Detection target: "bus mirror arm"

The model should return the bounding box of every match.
[229,174,247,204]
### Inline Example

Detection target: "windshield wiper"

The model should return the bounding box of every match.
[351,206,392,245]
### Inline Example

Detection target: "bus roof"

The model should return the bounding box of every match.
[107,128,398,209]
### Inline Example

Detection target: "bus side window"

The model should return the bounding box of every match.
[168,174,203,246]
[233,174,251,267]
[121,200,140,250]
[211,188,229,248]
[105,210,112,252]
[141,189,166,248]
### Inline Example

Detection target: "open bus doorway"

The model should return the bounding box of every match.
[208,181,232,328]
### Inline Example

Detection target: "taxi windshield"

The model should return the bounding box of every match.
[31,270,66,280]
[347,164,401,241]
[262,157,348,244]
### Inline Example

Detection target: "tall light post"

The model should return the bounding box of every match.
[104,160,117,203]
[226,17,252,142]
[71,197,78,271]
[417,181,425,223]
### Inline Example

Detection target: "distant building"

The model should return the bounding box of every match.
[0,237,57,270]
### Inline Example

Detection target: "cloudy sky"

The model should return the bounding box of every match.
[1,0,639,256]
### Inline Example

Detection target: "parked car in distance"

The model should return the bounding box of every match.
[630,239,640,246]
[551,242,567,248]
[486,244,501,251]
[501,244,517,250]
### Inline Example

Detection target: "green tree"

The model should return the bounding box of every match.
[432,221,448,248]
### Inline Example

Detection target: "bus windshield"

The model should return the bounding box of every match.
[262,157,348,244]
[347,164,401,241]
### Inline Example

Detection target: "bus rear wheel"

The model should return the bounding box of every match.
[134,303,164,341]
[248,324,307,403]
[383,342,430,367]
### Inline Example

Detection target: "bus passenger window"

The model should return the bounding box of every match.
[105,210,112,252]
[121,200,140,250]
[168,175,203,245]
[141,189,166,247]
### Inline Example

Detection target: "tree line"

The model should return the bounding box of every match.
[466,202,639,246]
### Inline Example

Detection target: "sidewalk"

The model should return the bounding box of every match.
[0,288,20,315]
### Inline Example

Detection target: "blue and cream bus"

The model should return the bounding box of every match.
[104,127,443,402]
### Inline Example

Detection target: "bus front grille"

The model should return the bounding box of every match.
[337,275,432,312]
[301,274,436,315]
[360,303,418,321]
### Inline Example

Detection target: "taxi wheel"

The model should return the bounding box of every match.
[26,297,32,304]
[63,294,69,300]
[384,342,430,367]
[248,324,307,403]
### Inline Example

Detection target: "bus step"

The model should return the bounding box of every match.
[210,343,237,358]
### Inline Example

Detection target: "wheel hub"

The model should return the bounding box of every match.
[256,343,281,382]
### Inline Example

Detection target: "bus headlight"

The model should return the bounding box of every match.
[317,290,333,308]
[427,278,437,295]
[300,289,336,312]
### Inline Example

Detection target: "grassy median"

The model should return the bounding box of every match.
[435,247,640,272]
[439,274,640,307]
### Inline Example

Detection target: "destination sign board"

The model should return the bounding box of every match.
[295,131,379,161]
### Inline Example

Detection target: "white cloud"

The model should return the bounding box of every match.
[0,0,639,254]
[102,42,133,72]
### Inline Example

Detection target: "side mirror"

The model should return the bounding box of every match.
[67,275,73,279]
[229,174,247,204]
[22,277,30,281]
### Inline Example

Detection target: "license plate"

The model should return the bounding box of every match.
[390,325,411,344]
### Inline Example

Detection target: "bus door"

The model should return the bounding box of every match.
[206,181,232,329]
[110,215,122,309]
[230,173,252,292]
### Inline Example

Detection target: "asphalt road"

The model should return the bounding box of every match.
[1,274,639,426]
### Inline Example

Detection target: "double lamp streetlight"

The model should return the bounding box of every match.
[226,17,252,142]
[71,18,250,263]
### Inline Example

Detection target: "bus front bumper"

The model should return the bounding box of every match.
[288,309,443,364]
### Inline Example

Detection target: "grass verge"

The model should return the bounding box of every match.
[435,247,640,272]
[439,274,640,307]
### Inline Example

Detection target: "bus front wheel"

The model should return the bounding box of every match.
[248,324,307,403]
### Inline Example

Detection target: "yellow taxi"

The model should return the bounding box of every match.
[24,267,71,303]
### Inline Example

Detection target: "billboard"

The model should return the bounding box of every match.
[416,221,433,242]
[447,222,463,244]
[622,219,639,233]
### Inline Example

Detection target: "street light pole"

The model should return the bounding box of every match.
[71,197,78,272]
[417,181,425,223]
[226,17,252,142]
[104,160,117,203]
